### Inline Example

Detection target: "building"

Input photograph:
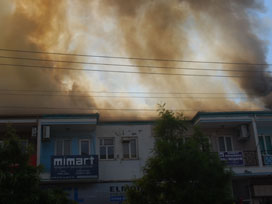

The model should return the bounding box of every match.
[193,111,272,204]
[0,114,154,204]
[2,111,272,203]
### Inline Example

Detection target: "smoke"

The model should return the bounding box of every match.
[0,0,91,112]
[98,0,271,109]
[0,0,270,120]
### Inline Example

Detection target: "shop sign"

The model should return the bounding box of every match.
[51,155,98,179]
[219,151,244,166]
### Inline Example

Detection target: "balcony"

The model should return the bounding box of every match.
[261,151,272,166]
[217,151,258,167]
[50,155,98,180]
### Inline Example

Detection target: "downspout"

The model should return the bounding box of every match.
[252,115,263,167]
[37,119,41,166]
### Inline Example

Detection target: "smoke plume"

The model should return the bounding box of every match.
[98,0,271,109]
[0,0,270,120]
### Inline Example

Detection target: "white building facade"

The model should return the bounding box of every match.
[2,112,272,203]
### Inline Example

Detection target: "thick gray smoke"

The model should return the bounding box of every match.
[0,0,270,120]
[98,0,272,109]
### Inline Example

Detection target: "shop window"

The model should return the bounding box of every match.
[55,139,72,156]
[79,139,90,155]
[122,138,137,159]
[99,138,114,160]
[218,136,233,152]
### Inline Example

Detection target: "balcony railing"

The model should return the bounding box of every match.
[216,151,258,167]
[261,151,272,166]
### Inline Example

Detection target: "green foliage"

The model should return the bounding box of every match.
[125,105,233,204]
[0,125,76,204]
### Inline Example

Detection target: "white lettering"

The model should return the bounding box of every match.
[76,158,83,165]
[53,156,95,166]
[54,158,62,166]
[67,158,75,165]
[90,156,94,165]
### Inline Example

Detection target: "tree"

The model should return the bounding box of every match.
[125,106,233,204]
[0,125,76,204]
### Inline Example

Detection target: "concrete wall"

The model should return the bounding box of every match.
[96,123,154,181]
[200,123,257,152]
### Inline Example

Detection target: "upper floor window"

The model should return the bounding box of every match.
[55,139,72,156]
[218,136,233,152]
[259,135,272,155]
[99,138,114,160]
[122,138,137,159]
[79,139,90,155]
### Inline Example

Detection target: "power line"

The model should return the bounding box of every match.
[0,92,251,99]
[0,55,271,73]
[0,88,253,95]
[0,106,181,112]
[0,105,256,112]
[0,63,267,78]
[0,48,271,66]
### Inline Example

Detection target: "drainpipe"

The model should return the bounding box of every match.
[252,115,263,167]
[37,119,41,166]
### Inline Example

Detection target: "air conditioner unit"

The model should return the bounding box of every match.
[31,127,37,137]
[238,125,249,141]
[43,126,50,140]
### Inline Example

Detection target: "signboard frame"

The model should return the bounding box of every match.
[219,151,244,166]
[51,155,98,180]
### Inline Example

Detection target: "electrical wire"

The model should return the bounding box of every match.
[0,105,256,112]
[0,92,251,99]
[0,88,252,95]
[0,55,271,72]
[0,48,271,66]
[0,63,267,78]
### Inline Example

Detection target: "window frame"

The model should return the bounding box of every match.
[259,135,272,155]
[55,139,72,156]
[79,139,91,155]
[217,136,233,152]
[122,137,138,160]
[99,137,115,160]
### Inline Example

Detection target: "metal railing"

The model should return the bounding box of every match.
[215,151,258,167]
[243,151,258,166]
[261,151,272,166]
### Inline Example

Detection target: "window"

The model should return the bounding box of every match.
[79,139,90,155]
[99,138,114,160]
[218,136,233,152]
[259,135,272,155]
[122,138,137,159]
[55,139,72,156]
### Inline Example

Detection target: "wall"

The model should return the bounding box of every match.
[201,123,257,153]
[43,181,133,204]
[96,123,154,181]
